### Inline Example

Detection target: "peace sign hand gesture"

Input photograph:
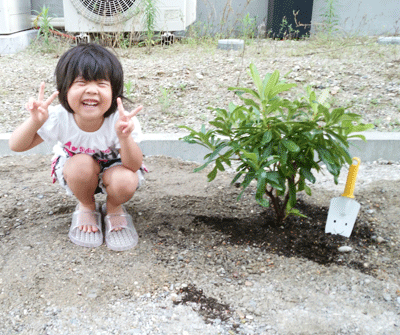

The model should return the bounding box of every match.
[26,82,59,126]
[115,97,143,139]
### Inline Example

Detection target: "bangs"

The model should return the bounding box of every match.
[71,49,111,82]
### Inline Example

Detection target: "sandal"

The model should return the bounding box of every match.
[68,204,103,248]
[102,204,138,251]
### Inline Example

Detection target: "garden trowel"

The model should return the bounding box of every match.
[325,157,361,238]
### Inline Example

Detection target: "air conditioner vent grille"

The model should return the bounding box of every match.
[70,0,137,25]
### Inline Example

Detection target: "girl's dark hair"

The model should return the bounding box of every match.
[55,43,124,117]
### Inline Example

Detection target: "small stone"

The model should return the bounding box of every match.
[383,293,392,301]
[331,86,340,95]
[87,292,97,299]
[245,281,253,286]
[376,237,386,243]
[195,73,203,80]
[338,246,352,253]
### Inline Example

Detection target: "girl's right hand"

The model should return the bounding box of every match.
[26,82,59,125]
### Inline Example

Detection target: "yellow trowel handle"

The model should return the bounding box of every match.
[342,157,361,198]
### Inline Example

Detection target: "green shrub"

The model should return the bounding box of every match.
[180,63,372,224]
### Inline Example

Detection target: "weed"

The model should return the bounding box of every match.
[240,13,257,42]
[279,16,300,40]
[33,6,55,47]
[141,0,159,53]
[159,87,172,111]
[322,0,340,36]
[124,80,135,99]
[178,83,188,91]
[373,118,383,127]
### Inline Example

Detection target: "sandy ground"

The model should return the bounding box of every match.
[0,153,399,334]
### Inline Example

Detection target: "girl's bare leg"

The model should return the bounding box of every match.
[102,165,138,226]
[63,154,101,232]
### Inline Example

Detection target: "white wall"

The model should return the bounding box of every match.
[31,0,64,17]
[312,0,400,35]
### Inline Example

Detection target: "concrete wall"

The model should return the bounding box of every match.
[195,0,268,35]
[312,0,400,36]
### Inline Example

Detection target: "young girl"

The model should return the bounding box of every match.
[9,43,145,251]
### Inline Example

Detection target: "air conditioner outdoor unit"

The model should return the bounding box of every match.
[63,0,197,33]
[0,0,32,34]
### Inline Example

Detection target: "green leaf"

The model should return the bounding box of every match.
[300,167,316,183]
[231,171,243,185]
[242,98,260,111]
[281,139,300,153]
[194,160,212,173]
[329,108,345,125]
[348,134,366,141]
[317,88,330,105]
[317,147,341,176]
[215,158,225,171]
[242,150,259,167]
[264,70,280,98]
[256,171,268,204]
[270,83,297,97]
[228,87,260,101]
[344,123,374,134]
[261,130,273,144]
[207,166,218,182]
[256,197,270,207]
[249,63,263,95]
[265,171,285,191]
[237,172,255,200]
[285,207,307,218]
[318,104,330,122]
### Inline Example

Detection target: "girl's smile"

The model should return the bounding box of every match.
[67,77,113,132]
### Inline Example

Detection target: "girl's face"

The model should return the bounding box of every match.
[67,76,113,131]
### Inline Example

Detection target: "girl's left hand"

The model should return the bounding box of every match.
[115,98,143,138]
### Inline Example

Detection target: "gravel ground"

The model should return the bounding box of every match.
[1,36,400,134]
[0,38,399,334]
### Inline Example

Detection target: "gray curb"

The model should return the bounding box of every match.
[1,132,400,163]
[377,37,400,45]
[217,39,245,50]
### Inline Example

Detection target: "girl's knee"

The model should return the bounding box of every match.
[64,154,100,182]
[115,170,138,195]
[104,167,138,196]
